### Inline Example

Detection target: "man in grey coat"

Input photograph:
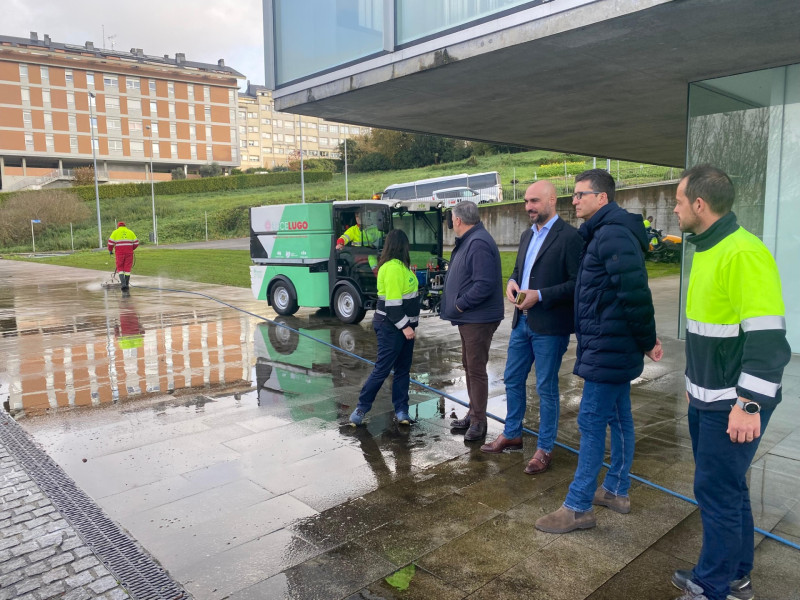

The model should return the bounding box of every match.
[440,201,505,441]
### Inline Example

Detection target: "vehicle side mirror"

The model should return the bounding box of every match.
[445,211,453,230]
[377,210,391,232]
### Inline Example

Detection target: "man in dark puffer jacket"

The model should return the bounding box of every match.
[536,169,663,534]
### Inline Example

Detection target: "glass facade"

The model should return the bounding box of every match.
[396,0,531,44]
[274,0,385,85]
[684,64,800,350]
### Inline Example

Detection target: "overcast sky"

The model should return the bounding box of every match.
[4,0,266,88]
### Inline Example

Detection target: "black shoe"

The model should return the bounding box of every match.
[450,416,470,430]
[464,420,487,441]
[671,569,753,600]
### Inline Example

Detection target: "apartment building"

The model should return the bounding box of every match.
[237,83,368,170]
[0,32,244,192]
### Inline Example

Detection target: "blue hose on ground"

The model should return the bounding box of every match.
[132,284,800,552]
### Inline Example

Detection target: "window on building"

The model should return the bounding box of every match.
[70,136,78,151]
[168,82,174,95]
[170,123,176,137]
[248,126,258,133]
[262,132,271,139]
[90,117,97,130]
[44,112,52,129]
[188,105,194,119]
[229,89,235,103]
[239,125,246,135]
[261,104,271,113]
[129,99,142,114]
[68,115,77,130]
[205,106,211,121]
[103,75,118,88]
[309,136,318,143]
[248,112,257,119]
[149,79,156,93]
[238,110,246,121]
[240,140,247,148]
[150,100,157,114]
[229,108,235,122]
[307,122,317,130]
[249,155,259,162]
[285,134,294,143]
[329,125,338,134]
[152,142,160,157]
[342,126,349,134]
[19,64,28,80]
[40,66,49,83]
[187,86,194,101]
[126,77,140,91]
[190,144,197,159]
[319,124,328,133]
[189,124,196,137]
[205,125,211,140]
[25,133,34,150]
[23,111,32,125]
[275,133,284,142]
[42,89,51,104]
[275,147,283,154]
[45,134,54,151]
[106,96,120,110]
[130,140,144,153]
[108,118,121,131]
[285,121,294,129]
[248,140,259,146]
[262,147,272,153]
[86,71,95,88]
[168,102,175,117]
[261,118,271,125]
[67,92,75,106]
[129,120,142,134]
[109,139,123,153]
[151,122,159,137]
[21,88,30,103]
[170,142,177,156]
[203,85,210,100]
[274,119,283,128]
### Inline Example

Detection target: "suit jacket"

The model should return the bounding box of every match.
[510,217,584,335]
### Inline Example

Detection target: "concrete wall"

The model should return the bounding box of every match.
[443,181,679,247]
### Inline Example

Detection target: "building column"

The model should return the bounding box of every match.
[0,157,5,184]
[22,158,27,177]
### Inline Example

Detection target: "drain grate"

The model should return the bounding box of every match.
[0,412,191,600]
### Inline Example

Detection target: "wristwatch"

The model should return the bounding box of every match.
[735,399,761,414]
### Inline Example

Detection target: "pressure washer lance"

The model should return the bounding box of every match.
[101,269,121,288]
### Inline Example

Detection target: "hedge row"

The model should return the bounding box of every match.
[55,171,332,201]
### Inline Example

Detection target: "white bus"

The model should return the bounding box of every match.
[381,171,502,204]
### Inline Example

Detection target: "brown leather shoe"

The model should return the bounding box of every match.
[480,433,523,454]
[450,416,471,430]
[535,506,596,533]
[524,448,552,474]
[592,488,631,514]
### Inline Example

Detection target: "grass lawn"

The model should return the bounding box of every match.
[10,248,679,290]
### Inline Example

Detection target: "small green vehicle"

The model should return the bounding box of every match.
[250,199,449,324]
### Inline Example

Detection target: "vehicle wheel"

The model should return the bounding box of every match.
[268,318,299,355]
[333,284,367,324]
[269,280,299,316]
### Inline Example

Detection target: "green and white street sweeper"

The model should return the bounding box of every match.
[250,199,449,324]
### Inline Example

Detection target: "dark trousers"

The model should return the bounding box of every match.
[357,321,415,414]
[689,405,774,600]
[458,321,500,424]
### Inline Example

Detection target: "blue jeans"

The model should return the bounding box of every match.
[689,405,773,600]
[564,380,633,512]
[503,319,568,450]
[357,321,415,415]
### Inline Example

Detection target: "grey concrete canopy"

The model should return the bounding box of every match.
[269,0,800,167]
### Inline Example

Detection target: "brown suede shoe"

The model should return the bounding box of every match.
[480,433,523,454]
[524,448,552,474]
[592,488,631,514]
[535,506,596,533]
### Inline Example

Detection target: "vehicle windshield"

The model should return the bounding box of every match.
[391,209,440,268]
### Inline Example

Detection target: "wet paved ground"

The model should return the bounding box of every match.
[1,259,799,600]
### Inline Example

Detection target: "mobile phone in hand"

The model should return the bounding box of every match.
[515,292,527,305]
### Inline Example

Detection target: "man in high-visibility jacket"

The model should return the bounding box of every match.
[670,165,791,600]
[336,213,383,270]
[108,221,139,291]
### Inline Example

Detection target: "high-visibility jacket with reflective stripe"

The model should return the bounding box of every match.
[337,224,382,248]
[374,259,420,330]
[685,212,791,411]
[108,226,139,253]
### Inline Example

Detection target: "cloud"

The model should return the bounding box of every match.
[2,0,265,86]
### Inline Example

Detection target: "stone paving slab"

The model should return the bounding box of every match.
[0,441,131,600]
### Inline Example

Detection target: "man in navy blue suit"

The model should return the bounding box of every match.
[480,180,583,476]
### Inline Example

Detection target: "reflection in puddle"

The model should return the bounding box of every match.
[4,301,256,416]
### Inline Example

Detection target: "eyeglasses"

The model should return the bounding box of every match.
[572,190,601,200]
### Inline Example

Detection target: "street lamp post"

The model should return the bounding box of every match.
[145,125,157,245]
[344,137,349,201]
[88,92,102,249]
[298,117,305,204]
